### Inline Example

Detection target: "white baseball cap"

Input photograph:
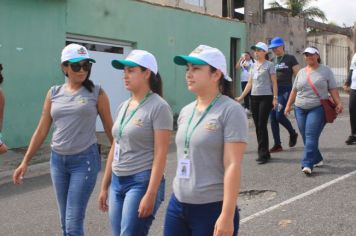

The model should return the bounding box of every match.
[112,50,158,75]
[303,47,320,55]
[251,42,268,52]
[61,43,96,63]
[174,45,232,82]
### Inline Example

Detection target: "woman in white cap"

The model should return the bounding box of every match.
[13,43,114,235]
[285,46,343,175]
[343,52,356,145]
[236,42,278,164]
[98,50,173,236]
[164,45,248,236]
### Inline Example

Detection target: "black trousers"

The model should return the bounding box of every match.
[350,89,356,134]
[250,95,273,159]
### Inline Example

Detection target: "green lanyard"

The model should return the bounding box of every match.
[184,93,221,155]
[117,91,153,140]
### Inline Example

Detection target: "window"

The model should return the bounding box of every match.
[184,0,204,7]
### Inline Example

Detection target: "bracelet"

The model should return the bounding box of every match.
[273,96,278,99]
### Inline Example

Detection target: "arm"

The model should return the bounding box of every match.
[285,89,297,115]
[235,77,252,102]
[97,88,114,144]
[13,90,53,184]
[271,73,278,109]
[98,140,115,212]
[214,142,246,236]
[343,70,352,93]
[138,129,171,218]
[329,88,343,114]
[292,64,300,78]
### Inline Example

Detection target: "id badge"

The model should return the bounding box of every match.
[177,158,190,179]
[114,142,120,161]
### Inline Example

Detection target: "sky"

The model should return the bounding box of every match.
[263,0,356,27]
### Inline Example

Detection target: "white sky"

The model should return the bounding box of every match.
[264,0,356,27]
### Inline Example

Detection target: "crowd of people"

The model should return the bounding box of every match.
[1,37,352,235]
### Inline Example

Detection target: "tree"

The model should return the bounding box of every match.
[269,0,327,22]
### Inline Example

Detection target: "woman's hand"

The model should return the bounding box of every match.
[13,162,28,185]
[343,85,350,93]
[235,97,242,103]
[272,98,278,110]
[214,214,234,236]
[138,192,156,218]
[98,190,109,212]
[335,103,343,114]
[284,105,292,116]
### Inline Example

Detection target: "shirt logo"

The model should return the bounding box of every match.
[78,97,87,104]
[204,121,219,131]
[133,118,144,127]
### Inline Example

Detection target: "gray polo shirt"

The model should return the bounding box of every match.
[173,95,248,204]
[251,60,276,96]
[293,65,337,109]
[112,93,173,176]
[50,84,101,155]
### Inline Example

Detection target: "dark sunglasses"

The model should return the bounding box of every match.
[304,53,316,57]
[69,62,92,72]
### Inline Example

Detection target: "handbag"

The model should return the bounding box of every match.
[306,72,337,123]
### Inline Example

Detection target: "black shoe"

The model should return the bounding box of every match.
[345,135,356,145]
[256,157,269,164]
[270,144,283,153]
[289,133,298,147]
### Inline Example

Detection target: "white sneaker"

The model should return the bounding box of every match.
[314,161,323,168]
[302,167,312,175]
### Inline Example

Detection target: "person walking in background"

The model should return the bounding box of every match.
[13,44,114,236]
[237,42,278,164]
[0,64,7,154]
[285,47,343,175]
[98,50,173,236]
[236,52,254,115]
[164,45,248,236]
[343,52,356,145]
[268,37,300,153]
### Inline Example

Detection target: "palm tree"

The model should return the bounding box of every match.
[269,0,327,22]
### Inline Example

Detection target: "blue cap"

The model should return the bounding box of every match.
[268,37,285,49]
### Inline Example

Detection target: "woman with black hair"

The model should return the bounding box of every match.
[236,52,254,114]
[164,45,248,236]
[98,50,173,236]
[13,44,114,236]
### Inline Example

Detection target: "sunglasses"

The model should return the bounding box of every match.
[304,53,316,57]
[68,62,92,72]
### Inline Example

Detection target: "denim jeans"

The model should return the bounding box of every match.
[50,143,101,236]
[250,95,273,159]
[109,170,165,236]
[270,86,296,145]
[294,106,325,169]
[164,194,239,236]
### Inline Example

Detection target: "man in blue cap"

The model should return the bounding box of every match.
[269,37,300,152]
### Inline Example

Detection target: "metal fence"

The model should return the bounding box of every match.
[306,41,350,87]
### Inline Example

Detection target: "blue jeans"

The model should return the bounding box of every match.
[109,170,165,236]
[270,86,296,145]
[294,106,325,169]
[50,143,101,236]
[164,194,239,236]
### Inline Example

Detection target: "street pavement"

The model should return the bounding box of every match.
[0,94,355,236]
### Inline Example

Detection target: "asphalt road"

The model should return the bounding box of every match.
[0,115,355,236]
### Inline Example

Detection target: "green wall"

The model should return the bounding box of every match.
[0,0,245,147]
[66,0,246,112]
[0,0,66,147]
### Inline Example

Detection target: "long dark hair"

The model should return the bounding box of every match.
[209,66,233,99]
[244,51,255,63]
[140,66,163,97]
[62,61,95,92]
[0,64,3,84]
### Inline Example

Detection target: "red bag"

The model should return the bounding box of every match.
[320,97,337,123]
[306,72,337,123]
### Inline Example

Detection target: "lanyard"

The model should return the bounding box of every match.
[184,94,221,155]
[275,55,285,65]
[117,91,152,140]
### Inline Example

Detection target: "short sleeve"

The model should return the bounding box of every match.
[290,55,299,67]
[326,67,337,89]
[223,104,248,143]
[269,62,276,75]
[153,103,174,130]
[293,70,302,90]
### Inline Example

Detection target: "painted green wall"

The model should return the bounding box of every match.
[0,0,245,148]
[0,0,66,147]
[66,0,246,112]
